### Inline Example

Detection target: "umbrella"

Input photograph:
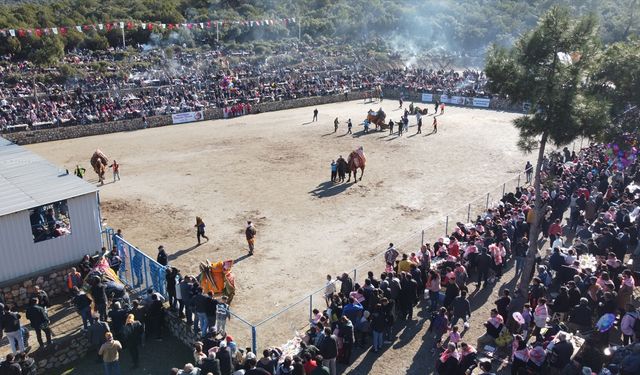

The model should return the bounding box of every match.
[512,312,525,325]
[596,313,616,332]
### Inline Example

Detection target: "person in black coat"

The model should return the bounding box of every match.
[476,250,493,288]
[216,343,233,375]
[122,314,144,368]
[157,246,168,266]
[25,297,52,348]
[200,352,221,375]
[165,267,179,309]
[16,352,36,375]
[145,294,164,339]
[337,316,354,365]
[567,298,592,331]
[90,278,108,321]
[399,274,418,320]
[550,333,574,370]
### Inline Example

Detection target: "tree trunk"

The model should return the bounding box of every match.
[517,131,548,294]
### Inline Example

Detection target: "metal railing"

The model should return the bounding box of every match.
[103,171,524,354]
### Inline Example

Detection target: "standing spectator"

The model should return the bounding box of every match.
[384,243,399,268]
[72,286,93,330]
[107,302,128,340]
[205,292,218,331]
[195,217,209,245]
[476,249,492,288]
[192,288,210,335]
[532,298,549,339]
[109,160,120,182]
[426,270,441,312]
[215,296,231,333]
[146,294,164,340]
[337,273,353,296]
[430,307,450,353]
[333,118,339,133]
[98,332,122,375]
[525,161,533,184]
[1,304,25,355]
[166,267,179,310]
[432,117,438,133]
[312,109,318,122]
[88,317,110,363]
[216,341,232,375]
[318,327,337,375]
[494,289,511,320]
[337,316,354,365]
[621,304,639,345]
[122,314,144,369]
[245,221,256,255]
[346,119,352,134]
[179,276,195,326]
[157,245,168,266]
[32,286,49,312]
[324,275,336,307]
[330,161,337,182]
[107,247,122,275]
[91,278,107,321]
[451,290,471,327]
[336,156,347,183]
[25,297,52,348]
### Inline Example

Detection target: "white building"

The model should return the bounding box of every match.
[0,137,102,283]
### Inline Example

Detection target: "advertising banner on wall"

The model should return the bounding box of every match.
[472,98,491,108]
[450,96,465,105]
[172,111,204,124]
[421,93,433,103]
[439,94,450,104]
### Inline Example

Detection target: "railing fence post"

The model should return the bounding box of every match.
[353,269,357,284]
[467,203,471,223]
[445,216,449,236]
[251,326,257,354]
[502,183,506,198]
[143,254,149,291]
[517,174,521,188]
[421,230,424,246]
[309,294,313,321]
[486,193,490,210]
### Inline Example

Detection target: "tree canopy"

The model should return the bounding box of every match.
[0,0,638,63]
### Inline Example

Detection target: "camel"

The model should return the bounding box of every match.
[367,108,387,130]
[90,149,109,185]
[347,146,366,182]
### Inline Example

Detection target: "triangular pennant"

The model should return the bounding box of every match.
[76,25,83,32]
[141,23,147,29]
[291,17,296,23]
[199,22,204,29]
[9,29,16,37]
[98,23,104,30]
[52,27,58,35]
[119,22,125,29]
[161,24,166,29]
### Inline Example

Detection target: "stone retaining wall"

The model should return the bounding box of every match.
[35,330,90,374]
[1,265,76,308]
[3,89,519,145]
[164,308,199,348]
[3,91,369,145]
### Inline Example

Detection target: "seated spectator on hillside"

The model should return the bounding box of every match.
[477,309,503,350]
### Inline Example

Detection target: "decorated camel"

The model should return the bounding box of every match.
[366,108,387,130]
[347,146,366,182]
[90,149,109,185]
[198,259,236,304]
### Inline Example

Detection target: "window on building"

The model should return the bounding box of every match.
[29,200,71,243]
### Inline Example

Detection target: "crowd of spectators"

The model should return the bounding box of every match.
[0,47,491,132]
[156,143,640,375]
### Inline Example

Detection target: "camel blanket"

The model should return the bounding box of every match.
[349,147,366,168]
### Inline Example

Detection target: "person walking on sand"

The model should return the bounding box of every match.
[109,160,120,182]
[334,118,339,133]
[313,108,318,122]
[331,160,337,182]
[432,117,438,134]
[388,119,394,135]
[246,221,256,255]
[398,119,403,136]
[195,217,209,245]
[347,119,352,134]
[416,112,422,134]
[440,102,445,114]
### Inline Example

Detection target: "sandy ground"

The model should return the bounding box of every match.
[28,100,533,373]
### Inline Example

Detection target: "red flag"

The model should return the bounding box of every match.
[127,21,133,30]
[148,23,153,30]
[83,25,91,31]
[106,23,113,31]
[18,29,26,37]
[35,28,42,37]
[187,23,193,29]
[168,23,174,30]
[206,21,211,28]
[60,27,67,35]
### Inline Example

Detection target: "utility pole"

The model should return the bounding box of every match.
[122,26,126,48]
[216,21,219,43]
[298,17,301,41]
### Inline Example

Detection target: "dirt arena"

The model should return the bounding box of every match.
[29,100,532,373]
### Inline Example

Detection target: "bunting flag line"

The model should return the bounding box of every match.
[0,17,298,38]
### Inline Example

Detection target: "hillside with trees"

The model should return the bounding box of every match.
[0,0,638,64]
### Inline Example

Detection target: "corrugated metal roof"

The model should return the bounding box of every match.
[0,137,98,216]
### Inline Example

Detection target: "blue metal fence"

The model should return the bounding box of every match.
[112,235,166,296]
